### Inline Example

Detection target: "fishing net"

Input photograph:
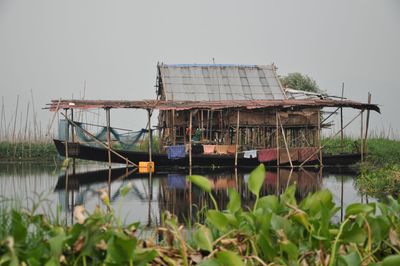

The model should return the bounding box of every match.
[73,121,148,150]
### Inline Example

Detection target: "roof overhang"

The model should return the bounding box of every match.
[45,99,380,113]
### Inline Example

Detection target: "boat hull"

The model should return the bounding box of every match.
[53,139,361,168]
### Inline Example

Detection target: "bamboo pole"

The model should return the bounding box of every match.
[147,108,153,199]
[299,111,363,168]
[276,110,280,166]
[172,110,176,145]
[278,114,293,168]
[12,95,19,143]
[201,110,204,140]
[189,110,192,168]
[106,108,112,169]
[318,109,323,166]
[64,109,69,158]
[364,93,372,155]
[360,110,364,163]
[30,89,38,141]
[0,97,3,140]
[235,110,240,167]
[340,83,345,153]
[24,102,30,141]
[61,113,137,167]
[147,109,153,163]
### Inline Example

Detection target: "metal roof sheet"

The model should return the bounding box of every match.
[159,64,287,101]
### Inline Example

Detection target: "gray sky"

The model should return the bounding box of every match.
[1,0,399,138]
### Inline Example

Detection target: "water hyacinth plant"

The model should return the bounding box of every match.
[1,164,400,265]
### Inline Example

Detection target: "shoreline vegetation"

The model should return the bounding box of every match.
[1,164,400,265]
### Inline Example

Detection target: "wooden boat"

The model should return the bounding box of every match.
[54,139,361,168]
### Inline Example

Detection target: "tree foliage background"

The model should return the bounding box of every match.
[280,72,320,93]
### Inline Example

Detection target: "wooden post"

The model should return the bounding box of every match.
[148,109,153,198]
[318,109,323,166]
[201,110,204,140]
[189,110,192,168]
[278,115,293,168]
[364,93,372,155]
[147,109,152,163]
[64,109,69,158]
[276,110,280,166]
[71,109,76,168]
[172,110,176,145]
[106,108,112,169]
[340,83,344,153]
[360,110,364,163]
[235,110,240,167]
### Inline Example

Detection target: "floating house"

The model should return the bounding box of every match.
[47,63,379,169]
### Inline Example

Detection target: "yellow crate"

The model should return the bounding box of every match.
[138,161,155,174]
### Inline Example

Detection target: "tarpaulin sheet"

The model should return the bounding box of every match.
[167,145,186,159]
[258,148,277,162]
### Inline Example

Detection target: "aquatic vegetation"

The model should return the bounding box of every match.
[1,164,400,265]
[0,141,57,161]
[357,164,400,198]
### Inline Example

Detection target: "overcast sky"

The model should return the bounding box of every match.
[1,0,399,138]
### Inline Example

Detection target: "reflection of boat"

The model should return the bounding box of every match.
[54,139,362,169]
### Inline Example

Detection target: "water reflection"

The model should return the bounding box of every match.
[54,164,362,226]
[0,162,366,226]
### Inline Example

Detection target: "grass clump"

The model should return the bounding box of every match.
[0,141,58,161]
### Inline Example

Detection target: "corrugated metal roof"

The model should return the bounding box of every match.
[158,64,287,101]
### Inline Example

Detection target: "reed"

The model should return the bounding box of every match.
[0,141,58,161]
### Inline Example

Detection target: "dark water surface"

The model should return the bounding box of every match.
[0,162,372,225]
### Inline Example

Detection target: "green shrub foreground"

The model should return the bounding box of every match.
[1,164,400,265]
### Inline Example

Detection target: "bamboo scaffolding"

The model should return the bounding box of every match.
[278,114,293,168]
[299,110,363,167]
[364,93,372,155]
[235,110,240,167]
[276,110,280,166]
[189,110,192,168]
[61,112,137,167]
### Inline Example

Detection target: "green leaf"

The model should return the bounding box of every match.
[187,175,213,193]
[248,164,266,198]
[227,188,241,214]
[133,249,158,266]
[256,195,279,213]
[48,228,66,257]
[338,252,361,266]
[11,210,27,243]
[216,251,245,266]
[280,240,299,261]
[197,259,221,266]
[105,234,137,264]
[194,225,214,252]
[383,255,400,266]
[345,203,375,216]
[281,184,297,206]
[341,226,366,244]
[207,210,229,232]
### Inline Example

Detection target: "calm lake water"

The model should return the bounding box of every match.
[0,162,372,226]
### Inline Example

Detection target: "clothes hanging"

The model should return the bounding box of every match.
[203,145,216,154]
[244,150,257,159]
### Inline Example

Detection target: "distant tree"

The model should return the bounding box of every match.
[280,72,320,93]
